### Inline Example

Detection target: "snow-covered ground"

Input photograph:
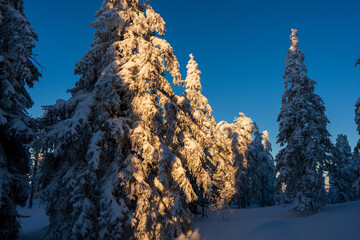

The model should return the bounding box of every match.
[17,200,48,240]
[17,200,360,240]
[194,200,360,240]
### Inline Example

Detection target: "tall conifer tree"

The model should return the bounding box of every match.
[353,148,360,198]
[0,0,40,239]
[261,130,276,206]
[354,57,360,198]
[275,29,331,213]
[180,54,236,213]
[39,1,221,239]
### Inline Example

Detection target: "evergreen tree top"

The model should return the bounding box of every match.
[185,54,202,91]
[336,134,351,150]
[283,29,308,88]
[334,134,352,163]
[289,28,299,52]
[262,130,272,152]
[71,0,182,98]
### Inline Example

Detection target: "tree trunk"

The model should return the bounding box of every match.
[28,154,38,208]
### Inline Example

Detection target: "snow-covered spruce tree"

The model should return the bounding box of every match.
[0,0,41,239]
[183,54,212,137]
[40,1,208,239]
[217,113,253,208]
[328,134,356,203]
[175,54,235,214]
[246,124,263,206]
[275,29,331,213]
[354,148,360,199]
[354,59,360,199]
[261,131,276,206]
[247,127,275,207]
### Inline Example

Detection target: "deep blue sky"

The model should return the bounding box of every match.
[24,0,360,154]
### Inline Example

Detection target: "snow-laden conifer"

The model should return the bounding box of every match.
[247,127,275,207]
[217,113,253,208]
[354,59,360,199]
[354,161,360,199]
[275,29,331,213]
[174,54,211,215]
[0,0,40,239]
[40,1,206,239]
[328,134,356,203]
[177,54,236,213]
[262,131,276,205]
[352,147,360,199]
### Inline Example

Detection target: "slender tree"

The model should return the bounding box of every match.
[28,120,45,208]
[328,134,356,203]
[167,53,211,217]
[0,0,40,239]
[28,150,39,209]
[248,127,275,207]
[261,130,276,206]
[354,57,360,199]
[247,124,263,205]
[353,148,360,198]
[179,54,236,214]
[275,29,331,213]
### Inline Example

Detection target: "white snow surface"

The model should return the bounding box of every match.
[17,200,48,240]
[16,200,360,240]
[193,201,360,240]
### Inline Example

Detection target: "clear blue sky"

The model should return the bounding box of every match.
[24,0,360,154]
